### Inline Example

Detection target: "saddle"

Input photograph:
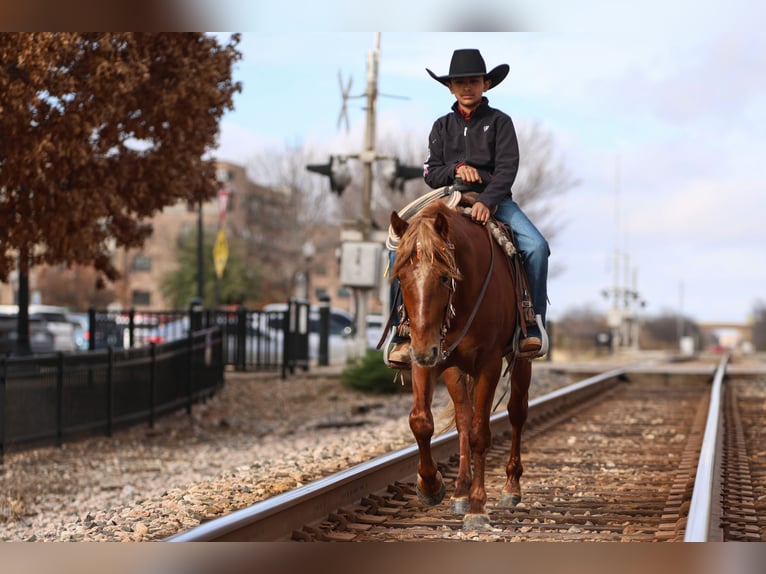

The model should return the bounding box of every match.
[383,190,537,354]
[457,192,537,334]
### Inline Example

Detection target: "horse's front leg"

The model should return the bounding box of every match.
[463,364,501,530]
[499,358,531,508]
[409,364,445,506]
[442,367,473,515]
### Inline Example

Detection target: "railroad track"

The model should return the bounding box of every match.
[168,354,766,542]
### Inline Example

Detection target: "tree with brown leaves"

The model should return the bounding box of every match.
[0,33,241,353]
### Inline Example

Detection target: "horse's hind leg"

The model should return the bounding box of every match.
[499,358,531,508]
[409,365,446,506]
[442,367,473,515]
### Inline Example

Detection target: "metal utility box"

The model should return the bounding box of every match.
[340,241,382,288]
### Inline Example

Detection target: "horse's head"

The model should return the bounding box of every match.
[391,205,462,367]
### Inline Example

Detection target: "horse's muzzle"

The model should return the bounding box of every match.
[410,344,440,367]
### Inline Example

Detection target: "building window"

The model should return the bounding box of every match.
[132,290,151,306]
[216,167,234,183]
[132,255,152,272]
[337,287,351,299]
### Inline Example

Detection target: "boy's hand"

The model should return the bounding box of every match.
[456,164,482,183]
[470,202,490,225]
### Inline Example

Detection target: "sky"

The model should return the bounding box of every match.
[209,3,765,326]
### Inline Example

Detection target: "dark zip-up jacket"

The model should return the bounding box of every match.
[423,97,519,209]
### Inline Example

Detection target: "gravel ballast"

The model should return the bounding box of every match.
[1,363,576,542]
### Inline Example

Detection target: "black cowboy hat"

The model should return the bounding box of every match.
[426,49,509,89]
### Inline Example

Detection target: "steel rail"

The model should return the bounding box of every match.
[167,366,628,542]
[683,353,730,542]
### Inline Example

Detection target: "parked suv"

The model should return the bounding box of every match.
[29,305,77,352]
[0,313,56,355]
[0,304,77,353]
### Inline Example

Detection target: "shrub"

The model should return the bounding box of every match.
[341,349,409,395]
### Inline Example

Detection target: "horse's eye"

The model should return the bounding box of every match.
[440,274,451,287]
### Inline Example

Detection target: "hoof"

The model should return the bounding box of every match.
[416,473,446,506]
[462,512,492,531]
[497,492,522,508]
[450,496,470,515]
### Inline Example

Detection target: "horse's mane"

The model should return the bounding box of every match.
[391,203,463,282]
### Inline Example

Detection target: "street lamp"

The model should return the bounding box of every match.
[302,240,316,301]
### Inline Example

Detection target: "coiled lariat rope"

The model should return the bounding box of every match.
[385,186,516,259]
[386,186,462,251]
[456,206,517,258]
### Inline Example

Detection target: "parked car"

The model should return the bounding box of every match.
[260,303,355,364]
[145,316,190,344]
[0,313,56,355]
[0,304,76,352]
[28,305,77,352]
[67,312,124,350]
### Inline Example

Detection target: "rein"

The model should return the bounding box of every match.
[439,219,495,360]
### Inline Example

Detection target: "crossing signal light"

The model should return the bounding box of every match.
[384,158,423,192]
[306,156,352,195]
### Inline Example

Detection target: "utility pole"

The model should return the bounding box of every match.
[348,32,381,357]
[307,33,421,359]
[360,33,379,237]
[603,154,645,353]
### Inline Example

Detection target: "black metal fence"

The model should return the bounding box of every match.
[0,326,224,463]
[88,298,312,377]
[0,300,313,463]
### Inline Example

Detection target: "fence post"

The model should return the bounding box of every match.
[236,305,246,371]
[56,352,64,448]
[88,307,96,351]
[0,356,6,466]
[149,343,156,429]
[187,299,203,415]
[106,347,113,437]
[188,298,203,332]
[281,301,291,380]
[186,333,194,415]
[318,294,331,366]
[128,308,136,349]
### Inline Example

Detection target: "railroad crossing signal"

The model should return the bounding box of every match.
[382,158,423,192]
[306,155,353,195]
[213,229,229,279]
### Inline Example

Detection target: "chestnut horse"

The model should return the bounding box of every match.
[390,200,532,530]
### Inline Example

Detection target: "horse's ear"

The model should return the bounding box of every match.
[433,211,450,240]
[390,211,408,237]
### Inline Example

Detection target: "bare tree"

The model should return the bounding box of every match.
[248,142,338,228]
[554,304,609,351]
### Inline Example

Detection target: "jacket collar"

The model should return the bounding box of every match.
[452,97,489,122]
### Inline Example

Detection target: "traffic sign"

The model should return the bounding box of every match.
[213,229,229,278]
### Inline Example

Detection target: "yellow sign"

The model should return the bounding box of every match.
[213,229,229,278]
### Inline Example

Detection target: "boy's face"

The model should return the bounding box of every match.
[447,76,491,111]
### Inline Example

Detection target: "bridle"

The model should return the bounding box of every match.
[377,209,498,362]
[438,219,496,361]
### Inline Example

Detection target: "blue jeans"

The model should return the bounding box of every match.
[387,197,549,339]
[494,197,550,329]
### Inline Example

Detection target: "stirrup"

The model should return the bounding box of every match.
[382,326,396,368]
[383,329,412,370]
[514,314,549,359]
